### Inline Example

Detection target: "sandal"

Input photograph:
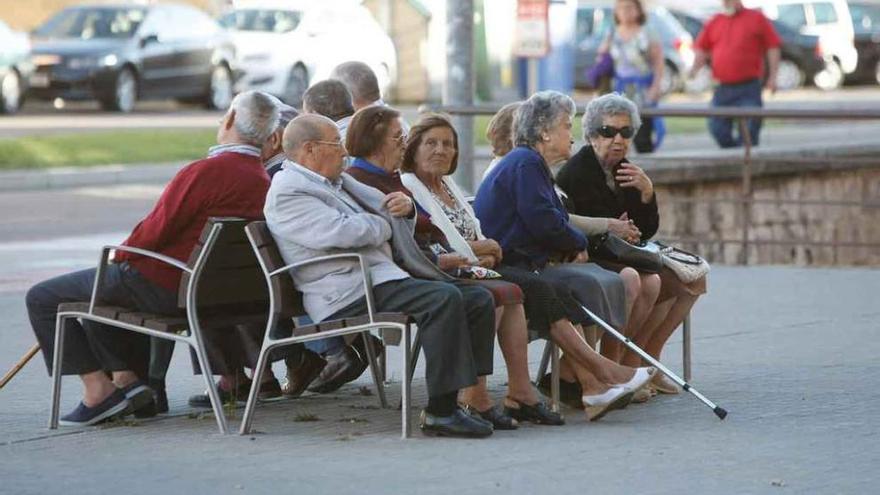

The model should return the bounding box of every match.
[504,398,565,426]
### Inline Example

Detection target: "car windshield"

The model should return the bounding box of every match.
[34,7,146,39]
[219,9,302,33]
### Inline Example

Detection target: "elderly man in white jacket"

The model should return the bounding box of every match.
[264,114,496,438]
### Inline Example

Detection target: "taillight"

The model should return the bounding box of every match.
[674,37,682,51]
[814,39,823,58]
[674,37,692,54]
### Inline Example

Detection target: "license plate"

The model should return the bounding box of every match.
[29,73,50,88]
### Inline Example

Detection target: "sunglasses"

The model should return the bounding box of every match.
[597,125,635,139]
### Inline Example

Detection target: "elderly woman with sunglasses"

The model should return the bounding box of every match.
[556,93,707,395]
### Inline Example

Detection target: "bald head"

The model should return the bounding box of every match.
[330,61,380,110]
[283,114,346,179]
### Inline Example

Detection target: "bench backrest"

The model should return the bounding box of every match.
[244,221,304,319]
[178,217,269,312]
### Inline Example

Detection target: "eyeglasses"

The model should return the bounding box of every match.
[596,125,635,139]
[392,132,408,145]
[311,140,346,151]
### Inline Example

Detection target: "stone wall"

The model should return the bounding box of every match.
[651,161,880,266]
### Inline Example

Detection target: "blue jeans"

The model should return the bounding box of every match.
[708,78,763,148]
[26,263,178,376]
[300,316,345,356]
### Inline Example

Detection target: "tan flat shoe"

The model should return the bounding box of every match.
[630,386,653,404]
[652,374,680,395]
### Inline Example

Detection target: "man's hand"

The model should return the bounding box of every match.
[616,162,654,203]
[382,192,413,218]
[764,78,778,94]
[437,253,470,271]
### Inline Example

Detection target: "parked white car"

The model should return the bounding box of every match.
[0,19,33,114]
[219,0,397,106]
[743,0,858,90]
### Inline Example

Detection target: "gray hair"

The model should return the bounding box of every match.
[303,79,355,121]
[229,90,280,145]
[582,93,642,140]
[264,94,300,132]
[513,90,576,148]
[330,61,380,105]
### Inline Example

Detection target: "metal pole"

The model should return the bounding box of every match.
[446,0,476,193]
[738,117,753,265]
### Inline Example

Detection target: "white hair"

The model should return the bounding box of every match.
[514,91,576,148]
[228,90,280,146]
[582,93,642,139]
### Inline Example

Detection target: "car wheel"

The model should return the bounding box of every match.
[283,65,308,107]
[101,67,137,112]
[0,69,23,114]
[776,59,805,90]
[813,60,843,91]
[204,64,233,110]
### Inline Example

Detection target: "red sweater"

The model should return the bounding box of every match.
[695,8,780,84]
[116,151,270,292]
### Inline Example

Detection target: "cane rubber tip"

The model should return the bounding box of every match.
[714,407,728,420]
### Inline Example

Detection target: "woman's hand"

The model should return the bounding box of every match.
[615,162,654,203]
[572,250,590,264]
[438,253,471,271]
[382,192,413,218]
[470,239,503,262]
[477,255,497,269]
[608,213,641,244]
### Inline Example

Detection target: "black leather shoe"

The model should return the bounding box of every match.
[283,351,327,397]
[420,407,494,438]
[307,346,368,394]
[504,399,565,425]
[148,379,169,414]
[188,377,282,408]
[537,373,583,410]
[465,404,518,430]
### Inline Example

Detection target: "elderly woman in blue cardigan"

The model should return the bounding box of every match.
[474,91,660,418]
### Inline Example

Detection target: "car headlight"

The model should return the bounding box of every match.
[67,54,119,69]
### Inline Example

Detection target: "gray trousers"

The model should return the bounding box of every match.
[324,278,496,398]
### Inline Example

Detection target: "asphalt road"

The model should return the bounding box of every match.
[0,183,878,494]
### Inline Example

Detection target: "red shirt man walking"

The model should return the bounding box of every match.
[691,0,781,148]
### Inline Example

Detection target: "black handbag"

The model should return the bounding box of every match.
[588,233,663,273]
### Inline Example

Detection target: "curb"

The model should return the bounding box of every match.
[0,162,184,192]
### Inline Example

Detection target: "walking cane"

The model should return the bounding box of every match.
[581,305,728,420]
[0,343,40,390]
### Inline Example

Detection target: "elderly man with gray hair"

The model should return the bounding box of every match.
[25,90,288,425]
[265,114,496,438]
[331,61,409,133]
[302,79,355,140]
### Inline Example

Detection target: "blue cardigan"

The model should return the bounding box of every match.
[474,146,587,269]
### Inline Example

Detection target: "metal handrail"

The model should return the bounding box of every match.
[423,103,880,265]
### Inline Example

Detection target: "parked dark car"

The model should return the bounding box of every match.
[0,19,33,114]
[574,4,696,94]
[670,9,826,90]
[847,2,880,84]
[28,3,237,112]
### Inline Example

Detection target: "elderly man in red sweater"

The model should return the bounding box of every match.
[25,90,281,426]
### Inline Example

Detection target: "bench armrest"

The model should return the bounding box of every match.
[269,253,378,322]
[88,245,191,311]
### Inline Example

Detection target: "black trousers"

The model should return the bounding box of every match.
[324,278,495,399]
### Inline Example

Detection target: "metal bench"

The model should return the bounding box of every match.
[240,221,418,438]
[50,217,270,434]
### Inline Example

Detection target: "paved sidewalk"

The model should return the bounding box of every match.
[1,265,878,494]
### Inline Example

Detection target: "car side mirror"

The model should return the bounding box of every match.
[140,34,159,47]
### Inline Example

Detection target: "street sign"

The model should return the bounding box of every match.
[512,0,549,58]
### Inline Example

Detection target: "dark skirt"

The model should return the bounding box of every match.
[495,265,588,339]
[538,262,628,331]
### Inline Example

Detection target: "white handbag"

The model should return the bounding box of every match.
[649,241,710,284]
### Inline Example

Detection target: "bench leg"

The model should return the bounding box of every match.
[683,312,692,382]
[401,325,412,439]
[361,331,388,409]
[535,341,551,385]
[188,337,229,435]
[49,314,68,429]
[550,342,560,413]
[240,345,271,435]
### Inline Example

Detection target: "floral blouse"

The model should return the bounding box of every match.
[432,181,479,242]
